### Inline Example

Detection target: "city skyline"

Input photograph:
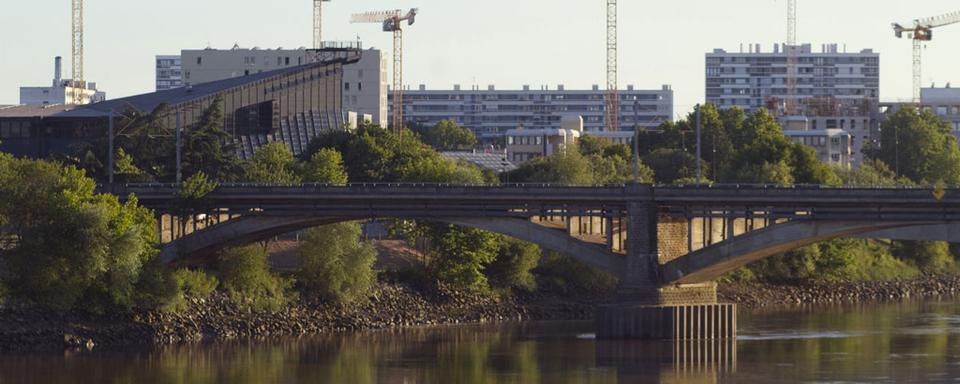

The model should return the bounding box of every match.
[2,0,960,115]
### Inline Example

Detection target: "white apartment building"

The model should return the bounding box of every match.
[395,84,674,142]
[170,46,388,125]
[155,55,183,91]
[505,116,636,164]
[784,129,853,168]
[19,57,106,106]
[706,44,880,168]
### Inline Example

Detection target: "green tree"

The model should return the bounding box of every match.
[243,142,301,183]
[180,97,242,181]
[427,225,501,292]
[892,241,955,274]
[643,148,708,184]
[303,148,348,184]
[485,238,540,291]
[219,245,296,312]
[868,106,960,184]
[298,223,377,304]
[418,120,478,151]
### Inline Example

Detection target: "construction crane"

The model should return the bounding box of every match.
[893,10,960,103]
[313,0,331,49]
[785,0,798,116]
[351,8,419,139]
[71,0,84,105]
[604,0,619,132]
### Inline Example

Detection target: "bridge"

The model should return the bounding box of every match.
[108,183,960,340]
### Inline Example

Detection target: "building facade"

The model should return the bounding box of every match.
[1,59,354,160]
[504,116,636,164]
[395,84,674,142]
[784,129,853,168]
[156,55,183,91]
[879,86,960,143]
[20,57,106,106]
[706,44,880,168]
[173,46,388,125]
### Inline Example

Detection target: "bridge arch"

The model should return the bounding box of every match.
[161,215,625,275]
[660,221,937,285]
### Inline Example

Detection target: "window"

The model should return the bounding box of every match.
[285,57,290,65]
[185,71,191,79]
[196,57,202,65]
[344,82,350,91]
[277,57,283,66]
[358,82,362,91]
[507,136,514,145]
[535,136,543,145]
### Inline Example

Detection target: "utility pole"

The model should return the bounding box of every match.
[696,104,702,184]
[108,110,114,184]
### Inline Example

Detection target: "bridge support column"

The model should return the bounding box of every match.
[596,194,736,340]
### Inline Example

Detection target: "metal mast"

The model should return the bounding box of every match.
[785,0,798,116]
[351,8,419,140]
[71,0,84,105]
[893,10,960,103]
[604,0,619,132]
[313,0,331,49]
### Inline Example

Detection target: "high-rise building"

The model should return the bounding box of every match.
[394,84,673,142]
[19,56,106,106]
[172,46,387,126]
[706,44,880,168]
[155,55,183,91]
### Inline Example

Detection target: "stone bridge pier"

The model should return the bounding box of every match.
[595,198,736,340]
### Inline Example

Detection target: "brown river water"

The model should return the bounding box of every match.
[2,300,960,383]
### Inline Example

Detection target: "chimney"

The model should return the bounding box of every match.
[54,56,62,86]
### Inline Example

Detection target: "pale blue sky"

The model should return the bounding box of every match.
[2,0,959,115]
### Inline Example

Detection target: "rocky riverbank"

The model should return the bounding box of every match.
[0,282,597,352]
[719,274,960,309]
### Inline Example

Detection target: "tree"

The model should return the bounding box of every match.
[180,97,242,181]
[868,106,960,184]
[425,225,501,292]
[485,238,540,291]
[219,245,296,312]
[298,223,377,303]
[643,148,708,184]
[419,120,478,151]
[243,142,300,183]
[303,148,348,184]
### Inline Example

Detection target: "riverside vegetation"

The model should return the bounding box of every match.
[0,99,959,349]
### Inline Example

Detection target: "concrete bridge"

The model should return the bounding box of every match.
[108,183,960,340]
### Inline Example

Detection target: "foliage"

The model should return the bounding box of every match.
[534,252,618,295]
[243,142,301,183]
[744,239,919,283]
[868,106,960,184]
[485,238,540,291]
[425,224,501,292]
[179,97,243,181]
[508,143,651,185]
[303,148,349,184]
[643,148,707,184]
[892,241,956,274]
[154,268,220,313]
[0,155,161,312]
[298,222,377,304]
[835,159,912,187]
[415,120,478,151]
[219,245,296,312]
[175,269,219,299]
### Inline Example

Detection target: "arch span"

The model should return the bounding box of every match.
[161,215,624,275]
[660,221,932,285]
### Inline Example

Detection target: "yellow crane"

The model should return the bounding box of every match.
[71,0,84,105]
[313,0,331,49]
[893,10,960,103]
[351,8,419,139]
[785,0,798,116]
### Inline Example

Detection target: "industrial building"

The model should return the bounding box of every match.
[1,56,357,160]
[19,57,106,106]
[706,43,880,168]
[157,46,388,126]
[394,84,674,142]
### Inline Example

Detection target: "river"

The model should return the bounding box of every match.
[2,299,960,383]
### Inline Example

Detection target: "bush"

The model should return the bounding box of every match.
[134,259,181,311]
[744,239,920,283]
[298,222,377,304]
[426,225,500,292]
[534,252,618,295]
[175,269,219,299]
[219,245,296,312]
[893,241,956,274]
[486,238,540,291]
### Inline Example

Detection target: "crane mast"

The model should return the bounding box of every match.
[604,0,619,132]
[71,0,84,105]
[785,0,798,116]
[351,9,418,141]
[893,10,960,103]
[313,0,331,49]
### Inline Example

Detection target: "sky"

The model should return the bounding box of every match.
[1,0,959,116]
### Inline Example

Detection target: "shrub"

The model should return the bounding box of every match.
[298,222,377,304]
[174,269,219,299]
[893,241,956,274]
[134,259,181,311]
[486,238,540,291]
[534,252,618,295]
[220,245,296,312]
[426,225,500,292]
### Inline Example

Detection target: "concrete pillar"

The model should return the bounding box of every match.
[623,201,658,288]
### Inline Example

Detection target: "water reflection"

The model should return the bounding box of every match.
[4,300,960,383]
